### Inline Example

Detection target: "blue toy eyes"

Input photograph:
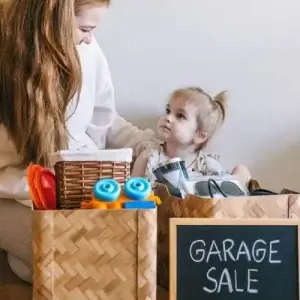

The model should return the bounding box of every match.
[93,177,151,202]
[124,177,151,201]
[93,178,121,202]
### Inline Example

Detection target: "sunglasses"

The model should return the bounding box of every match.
[195,178,247,198]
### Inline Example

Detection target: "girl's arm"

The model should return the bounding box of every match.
[131,150,149,177]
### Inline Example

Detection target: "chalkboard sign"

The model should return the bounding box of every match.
[170,218,300,300]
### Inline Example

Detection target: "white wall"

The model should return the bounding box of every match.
[95,0,300,192]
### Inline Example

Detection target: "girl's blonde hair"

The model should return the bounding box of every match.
[75,0,110,14]
[170,87,227,147]
[0,0,82,167]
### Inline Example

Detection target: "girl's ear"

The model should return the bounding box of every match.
[194,130,208,145]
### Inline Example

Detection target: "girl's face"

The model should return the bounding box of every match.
[75,5,107,45]
[157,98,200,146]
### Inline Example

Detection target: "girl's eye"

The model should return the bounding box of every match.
[80,28,90,33]
[176,113,186,120]
[166,108,171,114]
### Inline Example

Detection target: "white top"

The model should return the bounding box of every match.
[68,37,114,151]
[0,36,156,207]
[145,143,225,183]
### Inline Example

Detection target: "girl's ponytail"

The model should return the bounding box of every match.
[213,90,228,123]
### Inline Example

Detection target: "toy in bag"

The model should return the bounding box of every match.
[27,164,57,210]
[81,177,161,209]
[183,175,249,198]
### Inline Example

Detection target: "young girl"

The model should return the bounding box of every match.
[132,87,251,184]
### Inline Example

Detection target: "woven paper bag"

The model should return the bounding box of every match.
[155,183,290,290]
[33,209,157,300]
[288,194,300,218]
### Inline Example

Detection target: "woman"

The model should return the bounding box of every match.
[0,0,156,283]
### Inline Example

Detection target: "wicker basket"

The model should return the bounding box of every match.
[51,149,132,209]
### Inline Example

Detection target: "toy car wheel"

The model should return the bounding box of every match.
[124,177,151,201]
[93,179,121,202]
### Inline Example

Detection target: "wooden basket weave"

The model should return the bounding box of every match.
[51,149,132,209]
[155,183,294,290]
[33,209,157,300]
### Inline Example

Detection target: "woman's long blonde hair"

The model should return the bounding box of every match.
[0,0,82,167]
[75,0,110,14]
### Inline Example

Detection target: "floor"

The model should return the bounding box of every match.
[0,250,168,300]
[0,251,32,300]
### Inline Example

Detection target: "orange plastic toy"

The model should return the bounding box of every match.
[27,164,56,210]
[81,178,161,210]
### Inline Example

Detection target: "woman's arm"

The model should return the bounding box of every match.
[86,76,115,149]
[106,115,159,158]
[0,166,29,201]
[0,166,31,208]
[85,36,159,155]
[85,36,116,149]
[0,128,31,206]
